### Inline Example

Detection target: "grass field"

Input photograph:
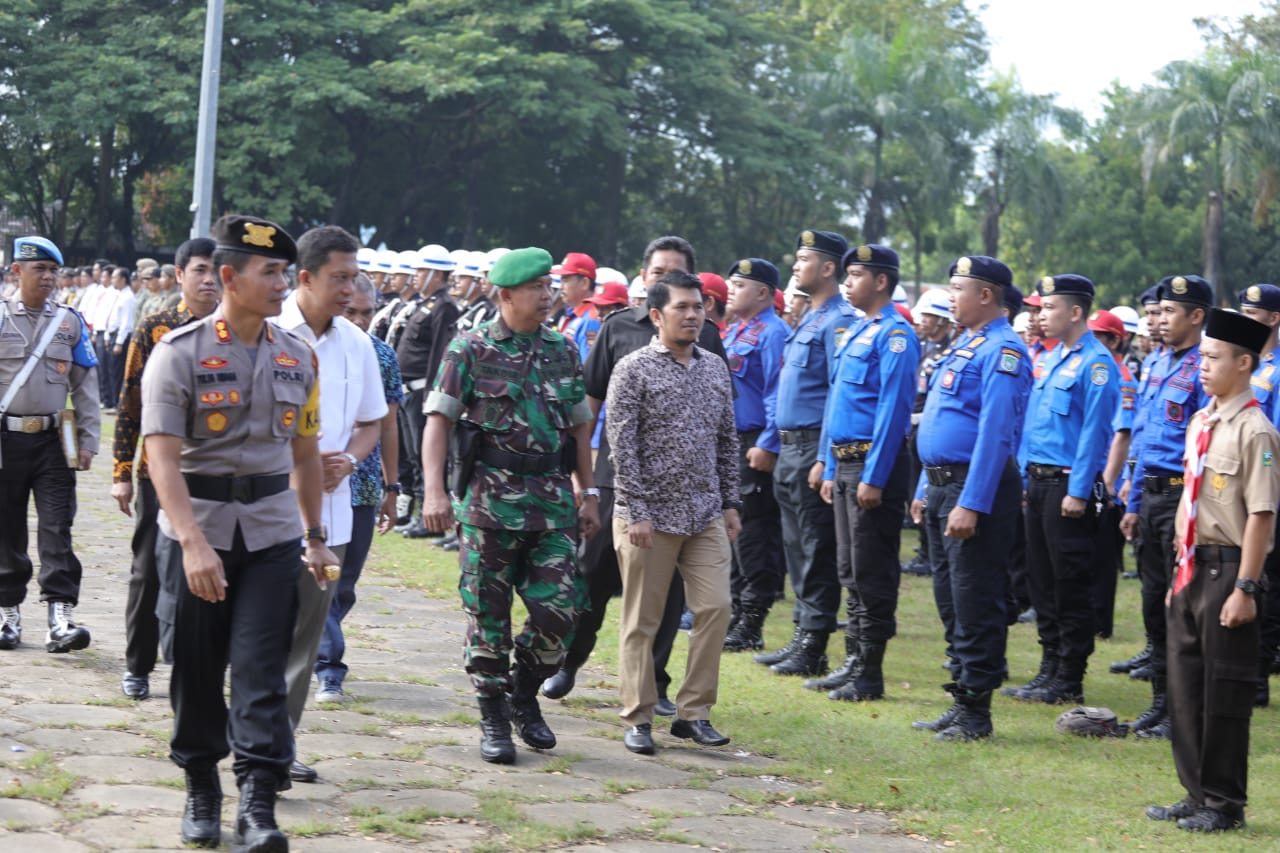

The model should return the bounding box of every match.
[368,523,1279,852]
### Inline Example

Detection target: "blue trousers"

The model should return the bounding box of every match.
[315,505,376,685]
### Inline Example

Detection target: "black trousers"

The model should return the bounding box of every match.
[730,431,785,611]
[1256,513,1280,682]
[1139,486,1182,679]
[158,529,300,782]
[1090,501,1124,639]
[564,486,681,696]
[926,460,1019,691]
[0,430,82,607]
[124,477,161,675]
[398,387,426,501]
[773,433,840,632]
[832,447,910,644]
[1008,505,1032,613]
[1168,549,1258,815]
[1025,474,1099,674]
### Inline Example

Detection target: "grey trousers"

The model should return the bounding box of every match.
[286,543,347,729]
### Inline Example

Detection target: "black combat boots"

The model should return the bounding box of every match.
[477,695,517,764]
[233,768,286,853]
[509,665,556,750]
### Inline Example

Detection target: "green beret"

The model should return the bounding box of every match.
[487,247,553,288]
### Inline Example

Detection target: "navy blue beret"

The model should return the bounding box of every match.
[14,236,63,265]
[1239,283,1280,312]
[842,243,899,273]
[796,229,849,261]
[1139,285,1162,305]
[1156,274,1213,307]
[1005,283,1024,315]
[726,258,780,290]
[1037,273,1095,299]
[948,255,1011,289]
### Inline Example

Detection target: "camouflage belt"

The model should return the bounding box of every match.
[832,441,872,461]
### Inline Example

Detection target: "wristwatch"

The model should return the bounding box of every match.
[384,483,403,494]
[303,525,328,542]
[1235,578,1262,596]
[341,451,360,470]
[722,500,744,512]
[581,488,600,499]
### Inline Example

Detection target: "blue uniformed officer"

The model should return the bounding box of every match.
[1010,274,1119,705]
[1238,282,1280,705]
[911,255,1031,741]
[755,229,856,676]
[1118,274,1212,737]
[814,244,919,702]
[720,258,789,652]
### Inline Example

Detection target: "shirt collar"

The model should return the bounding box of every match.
[648,335,702,359]
[1211,388,1260,422]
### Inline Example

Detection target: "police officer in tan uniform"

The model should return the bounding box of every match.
[143,215,338,851]
[0,236,101,654]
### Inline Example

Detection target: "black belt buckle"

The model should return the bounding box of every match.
[1029,463,1065,480]
[229,477,254,504]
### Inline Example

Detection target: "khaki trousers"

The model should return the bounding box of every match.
[615,516,732,726]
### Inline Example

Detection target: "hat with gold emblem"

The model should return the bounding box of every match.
[948,255,1011,288]
[727,258,780,290]
[841,243,899,273]
[1206,307,1270,355]
[795,230,849,261]
[1037,273,1095,300]
[14,236,63,265]
[1156,274,1212,306]
[1238,283,1280,313]
[212,215,297,265]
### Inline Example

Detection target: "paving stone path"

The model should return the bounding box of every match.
[0,444,937,852]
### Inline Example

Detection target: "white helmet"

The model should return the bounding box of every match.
[416,243,453,271]
[479,248,510,274]
[1110,305,1140,335]
[356,247,377,271]
[374,249,398,273]
[1013,312,1031,334]
[1136,317,1150,337]
[595,266,628,287]
[914,289,953,322]
[395,250,419,274]
[892,284,908,305]
[458,251,485,277]
[628,275,646,299]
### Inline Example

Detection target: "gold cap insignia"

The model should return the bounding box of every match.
[1212,473,1226,492]
[737,259,752,276]
[17,243,37,258]
[856,246,873,262]
[1172,276,1188,295]
[1041,276,1055,295]
[800,231,815,247]
[1248,285,1262,303]
[955,257,972,276]
[242,223,277,249]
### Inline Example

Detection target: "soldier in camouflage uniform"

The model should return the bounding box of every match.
[422,247,600,765]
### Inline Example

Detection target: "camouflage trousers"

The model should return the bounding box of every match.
[458,523,585,698]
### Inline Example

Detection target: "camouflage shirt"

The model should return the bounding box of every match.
[426,316,593,530]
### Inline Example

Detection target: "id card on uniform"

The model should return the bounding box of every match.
[60,408,78,467]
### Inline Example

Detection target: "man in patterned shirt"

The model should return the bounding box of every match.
[607,271,741,755]
[111,237,220,700]
[422,247,600,765]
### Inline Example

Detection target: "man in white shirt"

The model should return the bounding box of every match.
[271,226,387,785]
[105,267,136,410]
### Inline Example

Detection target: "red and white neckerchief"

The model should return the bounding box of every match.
[1174,399,1259,595]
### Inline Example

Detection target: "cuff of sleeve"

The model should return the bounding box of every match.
[141,402,189,438]
[569,399,594,427]
[424,391,463,421]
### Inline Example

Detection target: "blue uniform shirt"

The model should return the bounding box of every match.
[917,316,1031,513]
[1126,343,1210,514]
[724,306,789,453]
[819,303,920,487]
[70,306,98,368]
[776,295,856,431]
[1250,349,1280,425]
[1020,330,1120,499]
[569,308,602,364]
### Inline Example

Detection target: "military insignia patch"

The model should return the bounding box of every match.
[152,325,171,344]
[856,245,873,262]
[200,391,226,405]
[800,230,815,247]
[889,336,907,353]
[206,412,228,432]
[242,223,276,248]
[215,319,231,343]
[54,361,67,375]
[1069,355,1082,370]
[1265,365,1275,379]
[200,356,228,369]
[274,351,300,368]
[18,243,38,258]
[59,320,70,332]
[998,348,1020,374]
[737,259,752,276]
[1248,285,1263,303]
[942,369,956,388]
[1040,276,1055,294]
[1091,364,1109,385]
[1172,276,1188,295]
[1166,401,1184,422]
[727,354,744,373]
[956,257,972,275]
[1212,473,1226,492]
[1265,450,1275,467]
[228,389,241,404]
[282,408,296,428]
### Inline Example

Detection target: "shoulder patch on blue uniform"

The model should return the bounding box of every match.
[1091,363,1109,385]
[998,348,1021,375]
[889,336,906,353]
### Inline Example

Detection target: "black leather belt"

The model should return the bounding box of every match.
[1144,472,1185,494]
[184,473,290,504]
[1195,544,1242,563]
[832,441,872,461]
[778,429,820,446]
[924,463,969,487]
[1028,463,1071,480]
[478,446,561,475]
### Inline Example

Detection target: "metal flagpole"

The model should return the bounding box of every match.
[189,0,225,238]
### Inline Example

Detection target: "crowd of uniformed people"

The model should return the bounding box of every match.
[2,219,1277,847]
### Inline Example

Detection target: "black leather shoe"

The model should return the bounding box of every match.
[1110,644,1151,674]
[670,719,730,747]
[1129,663,1154,681]
[45,602,90,653]
[1013,677,1083,705]
[181,765,222,848]
[121,671,150,700]
[1177,806,1245,832]
[624,724,655,755]
[289,759,317,783]
[1134,718,1170,740]
[654,697,676,717]
[540,666,577,700]
[0,606,20,650]
[1146,800,1195,821]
